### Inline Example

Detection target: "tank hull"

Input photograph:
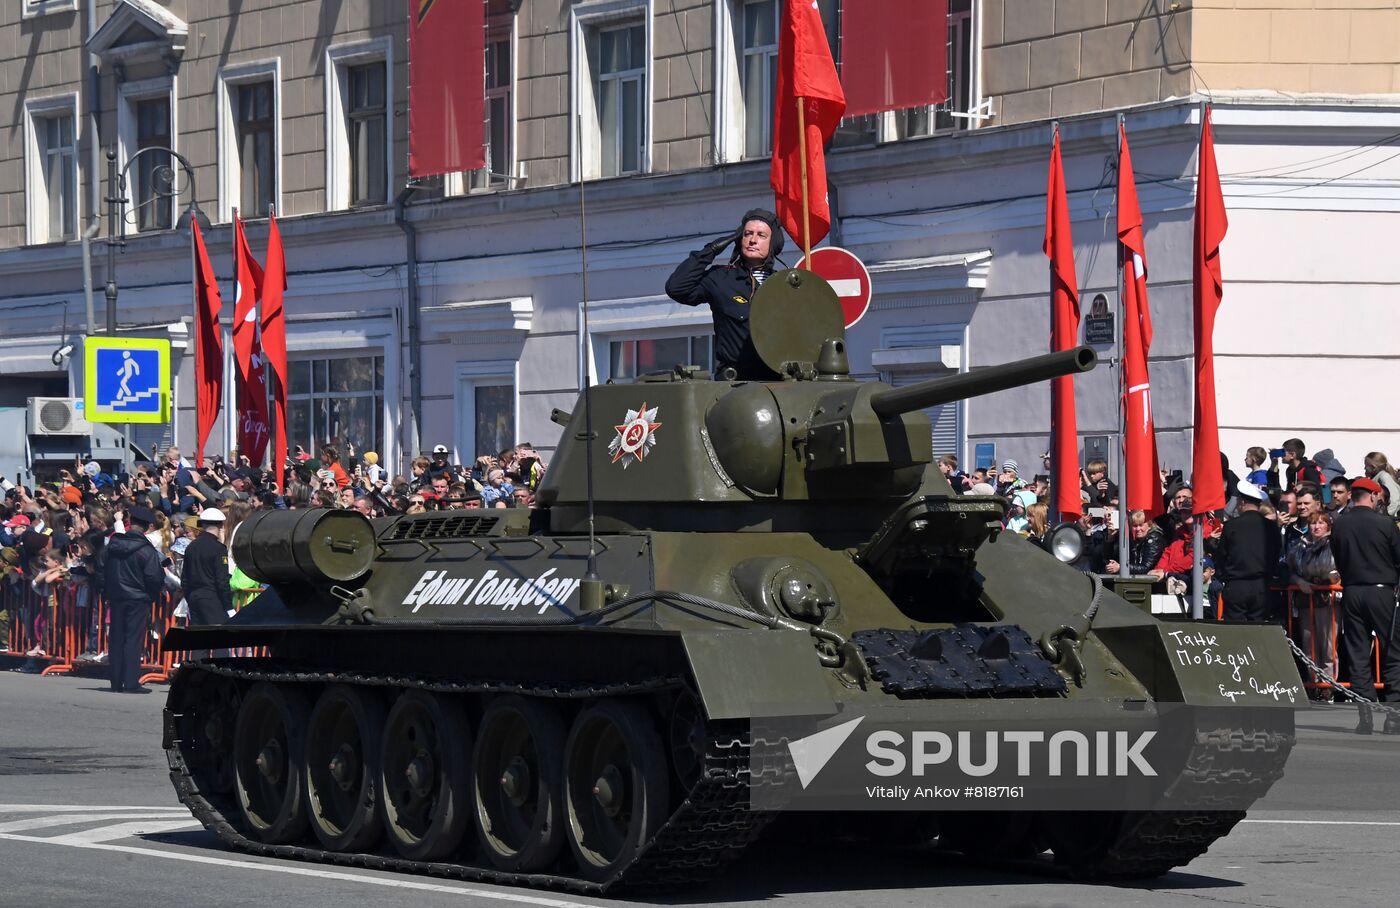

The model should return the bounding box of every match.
[164,525,1296,892]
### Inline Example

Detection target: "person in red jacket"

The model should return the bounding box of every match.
[1154,511,1222,576]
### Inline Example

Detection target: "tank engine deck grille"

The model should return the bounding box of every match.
[386,514,501,540]
[854,625,1067,698]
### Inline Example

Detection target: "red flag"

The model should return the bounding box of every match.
[191,220,223,470]
[841,0,948,116]
[408,0,485,177]
[1116,123,1164,520]
[1044,127,1081,520]
[1192,107,1228,515]
[771,0,845,248]
[233,214,270,465]
[262,213,289,493]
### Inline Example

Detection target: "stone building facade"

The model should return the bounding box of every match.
[1,1,1397,480]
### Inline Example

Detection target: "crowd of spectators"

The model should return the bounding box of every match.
[0,439,548,665]
[942,437,1400,701]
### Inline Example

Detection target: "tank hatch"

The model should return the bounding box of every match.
[749,268,844,377]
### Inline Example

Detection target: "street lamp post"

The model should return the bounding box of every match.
[103,144,211,334]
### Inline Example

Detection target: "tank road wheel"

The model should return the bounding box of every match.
[179,670,241,795]
[304,685,385,852]
[380,691,473,861]
[234,682,311,844]
[564,700,670,883]
[472,695,566,872]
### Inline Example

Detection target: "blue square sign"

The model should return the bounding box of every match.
[84,337,170,424]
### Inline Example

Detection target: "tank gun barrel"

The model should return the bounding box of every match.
[869,346,1097,418]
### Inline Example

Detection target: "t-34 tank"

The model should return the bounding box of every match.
[163,270,1296,894]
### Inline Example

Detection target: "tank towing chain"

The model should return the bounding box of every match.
[1284,637,1400,718]
[165,660,778,894]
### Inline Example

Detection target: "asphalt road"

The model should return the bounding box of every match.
[1,669,1398,908]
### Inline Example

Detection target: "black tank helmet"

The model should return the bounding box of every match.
[729,207,784,267]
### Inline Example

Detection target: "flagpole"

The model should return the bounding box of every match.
[228,206,239,462]
[1047,121,1059,521]
[189,216,199,466]
[796,96,811,266]
[1115,114,1130,578]
[267,206,278,478]
[1191,101,1208,621]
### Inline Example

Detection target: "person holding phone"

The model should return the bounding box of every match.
[1269,438,1324,490]
[1080,458,1119,508]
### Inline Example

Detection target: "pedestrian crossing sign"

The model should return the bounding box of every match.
[84,337,171,424]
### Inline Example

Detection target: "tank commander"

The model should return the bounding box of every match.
[665,208,786,381]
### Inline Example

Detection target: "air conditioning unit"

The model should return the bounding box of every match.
[27,397,92,436]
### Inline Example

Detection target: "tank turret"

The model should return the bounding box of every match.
[536,269,1096,535]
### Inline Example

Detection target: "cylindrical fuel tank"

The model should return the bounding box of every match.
[231,509,377,585]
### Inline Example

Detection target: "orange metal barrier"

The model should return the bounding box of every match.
[1201,583,1384,698]
[1286,585,1342,695]
[4,581,57,668]
[5,580,179,682]
[1283,584,1386,697]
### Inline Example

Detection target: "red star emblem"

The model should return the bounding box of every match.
[609,403,662,468]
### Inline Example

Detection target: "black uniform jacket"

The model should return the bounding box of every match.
[1331,507,1400,587]
[181,531,233,625]
[103,531,165,603]
[1215,509,1281,583]
[665,246,778,380]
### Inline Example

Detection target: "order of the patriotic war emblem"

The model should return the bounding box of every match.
[610,403,661,468]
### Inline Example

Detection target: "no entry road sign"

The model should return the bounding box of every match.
[797,247,873,329]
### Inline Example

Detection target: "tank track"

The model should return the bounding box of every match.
[962,720,1294,880]
[167,660,1293,890]
[164,659,777,894]
[1054,722,1295,879]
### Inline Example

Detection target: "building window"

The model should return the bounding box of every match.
[608,334,712,380]
[22,0,76,18]
[326,40,393,210]
[571,1,650,181]
[595,23,646,178]
[718,0,868,160]
[135,97,173,231]
[741,0,779,158]
[119,78,178,232]
[470,22,516,190]
[219,62,281,221]
[876,323,967,463]
[237,81,275,217]
[287,356,385,462]
[818,0,877,148]
[894,0,977,138]
[25,99,78,245]
[473,385,515,459]
[40,115,77,242]
[455,362,518,465]
[348,63,387,206]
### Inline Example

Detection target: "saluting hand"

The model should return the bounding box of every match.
[702,234,734,258]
